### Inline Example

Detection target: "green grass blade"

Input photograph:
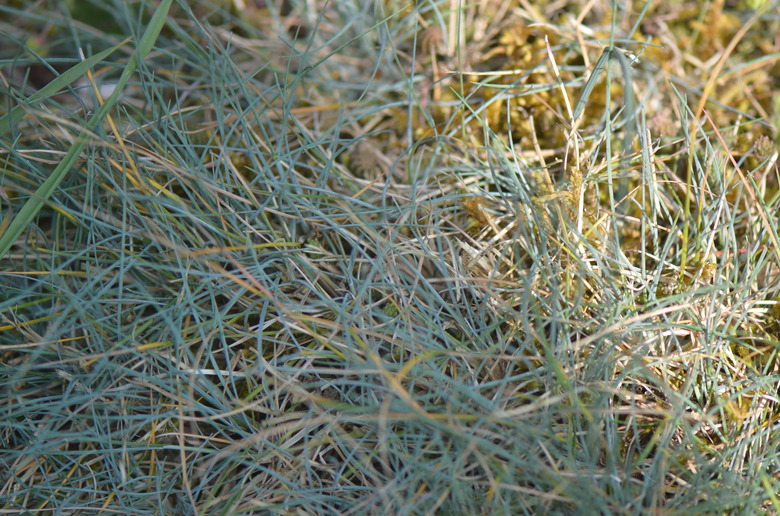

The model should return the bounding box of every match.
[0,42,125,137]
[0,0,172,260]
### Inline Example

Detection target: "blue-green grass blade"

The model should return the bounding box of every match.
[573,47,611,123]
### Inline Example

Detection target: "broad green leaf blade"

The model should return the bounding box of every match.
[0,0,173,260]
[0,42,125,136]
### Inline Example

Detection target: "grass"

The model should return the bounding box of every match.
[2,0,780,513]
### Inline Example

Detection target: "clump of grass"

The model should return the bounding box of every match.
[2,0,780,513]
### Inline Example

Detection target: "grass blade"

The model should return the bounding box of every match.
[0,42,125,137]
[0,0,172,260]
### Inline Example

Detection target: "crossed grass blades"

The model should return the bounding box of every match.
[2,0,780,513]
